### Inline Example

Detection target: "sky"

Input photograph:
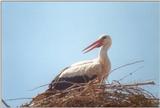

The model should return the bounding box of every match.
[2,2,159,107]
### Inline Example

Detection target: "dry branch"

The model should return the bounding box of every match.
[108,80,155,87]
[110,60,144,74]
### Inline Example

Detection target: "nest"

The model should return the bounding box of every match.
[21,80,159,107]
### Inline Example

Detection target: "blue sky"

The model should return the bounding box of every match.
[2,2,159,107]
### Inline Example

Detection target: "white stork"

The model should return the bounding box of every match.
[48,35,112,90]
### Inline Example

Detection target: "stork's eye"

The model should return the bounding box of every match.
[101,36,107,39]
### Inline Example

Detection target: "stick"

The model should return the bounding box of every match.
[106,80,155,87]
[110,60,144,74]
[118,66,144,81]
[5,97,32,101]
[28,83,49,91]
[124,81,155,86]
[29,67,70,91]
[2,99,10,107]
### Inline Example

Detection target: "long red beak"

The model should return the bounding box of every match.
[82,39,102,53]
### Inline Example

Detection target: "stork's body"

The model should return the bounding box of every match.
[49,35,112,90]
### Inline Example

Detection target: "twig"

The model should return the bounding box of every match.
[118,66,144,81]
[28,83,49,91]
[110,60,144,74]
[29,67,70,91]
[2,99,10,108]
[124,80,155,86]
[106,80,155,88]
[5,97,32,101]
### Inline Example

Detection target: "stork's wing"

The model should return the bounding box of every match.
[48,59,101,91]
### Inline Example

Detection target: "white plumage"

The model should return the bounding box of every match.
[49,34,112,90]
[59,59,101,78]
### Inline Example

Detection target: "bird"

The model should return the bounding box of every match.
[48,34,112,91]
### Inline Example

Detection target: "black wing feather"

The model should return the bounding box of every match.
[48,66,97,90]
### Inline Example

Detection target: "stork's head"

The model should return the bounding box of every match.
[82,34,112,53]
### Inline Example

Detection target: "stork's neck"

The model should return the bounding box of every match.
[98,45,109,64]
